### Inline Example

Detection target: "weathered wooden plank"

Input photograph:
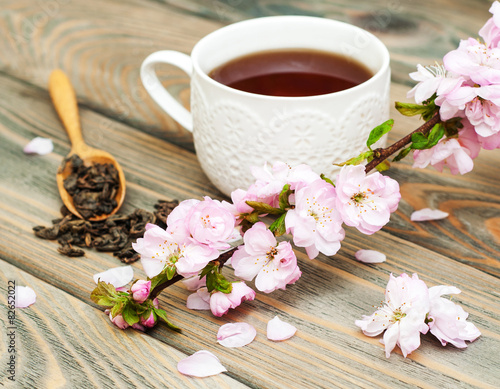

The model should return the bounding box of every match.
[0,260,250,388]
[0,73,499,388]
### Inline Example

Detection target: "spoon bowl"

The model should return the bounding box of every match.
[50,69,126,221]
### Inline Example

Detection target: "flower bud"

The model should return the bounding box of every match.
[109,313,129,330]
[130,280,151,304]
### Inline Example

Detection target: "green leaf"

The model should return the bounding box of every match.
[199,263,217,279]
[278,184,292,210]
[110,299,125,317]
[426,123,445,148]
[410,132,429,149]
[320,174,335,186]
[244,211,260,224]
[375,160,390,172]
[213,273,233,294]
[395,102,429,117]
[392,147,411,162]
[154,308,181,332]
[205,271,217,293]
[149,271,170,291]
[410,123,445,150]
[245,201,284,215]
[121,302,140,326]
[366,119,394,150]
[90,281,120,307]
[336,150,373,166]
[269,213,287,237]
[166,265,177,280]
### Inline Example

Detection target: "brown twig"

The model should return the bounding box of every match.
[364,113,441,173]
[149,246,237,298]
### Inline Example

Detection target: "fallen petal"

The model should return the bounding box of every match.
[93,266,134,288]
[177,350,227,377]
[23,137,54,155]
[411,208,449,221]
[355,249,386,264]
[15,286,37,308]
[217,323,256,348]
[267,316,297,341]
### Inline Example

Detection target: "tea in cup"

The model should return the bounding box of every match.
[141,16,390,196]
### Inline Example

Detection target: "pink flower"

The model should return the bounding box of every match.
[427,286,481,348]
[464,96,500,137]
[130,280,151,304]
[285,179,345,259]
[209,281,256,317]
[250,161,321,200]
[479,1,500,48]
[186,287,211,310]
[133,223,218,279]
[231,222,301,293]
[444,38,500,86]
[109,313,129,330]
[335,165,400,235]
[222,188,258,223]
[185,197,236,250]
[407,64,463,104]
[355,273,430,358]
[412,126,479,175]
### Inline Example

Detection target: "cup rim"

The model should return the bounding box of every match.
[191,15,390,101]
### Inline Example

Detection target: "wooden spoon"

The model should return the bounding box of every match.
[49,69,126,221]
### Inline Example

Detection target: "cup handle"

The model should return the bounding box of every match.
[140,50,193,132]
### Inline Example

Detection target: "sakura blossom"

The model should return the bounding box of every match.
[412,137,475,175]
[108,312,129,330]
[407,63,463,104]
[14,286,37,308]
[186,287,211,310]
[250,161,321,200]
[355,273,430,358]
[231,222,301,293]
[177,350,227,377]
[132,223,218,279]
[479,1,500,48]
[335,165,400,235]
[427,285,481,348]
[209,281,256,317]
[217,322,257,348]
[267,316,297,341]
[184,197,236,250]
[285,179,345,259]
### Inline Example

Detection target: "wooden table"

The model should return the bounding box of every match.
[1,1,499,388]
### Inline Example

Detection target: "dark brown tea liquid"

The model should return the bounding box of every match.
[209,49,373,97]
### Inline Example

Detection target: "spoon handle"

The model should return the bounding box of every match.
[49,69,86,153]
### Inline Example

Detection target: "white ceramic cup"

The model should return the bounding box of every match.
[141,16,390,196]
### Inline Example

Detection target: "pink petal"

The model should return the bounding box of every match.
[182,276,206,291]
[267,316,297,341]
[217,323,257,348]
[355,249,386,264]
[93,266,134,288]
[177,350,227,377]
[186,288,211,310]
[23,137,54,155]
[411,208,449,222]
[15,286,37,308]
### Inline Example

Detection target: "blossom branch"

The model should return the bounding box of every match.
[364,113,441,173]
[149,247,238,299]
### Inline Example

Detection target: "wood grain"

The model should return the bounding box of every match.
[0,260,250,388]
[0,73,499,388]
